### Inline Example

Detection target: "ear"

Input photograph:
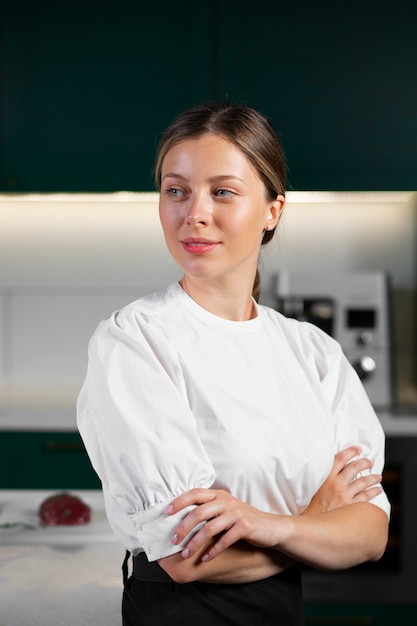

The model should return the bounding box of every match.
[266,194,286,231]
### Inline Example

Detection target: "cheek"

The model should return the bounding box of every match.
[159,209,179,235]
[229,209,265,242]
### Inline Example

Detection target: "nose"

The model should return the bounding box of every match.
[186,193,210,225]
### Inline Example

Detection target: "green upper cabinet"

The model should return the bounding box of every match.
[214,1,417,191]
[0,1,213,192]
[1,0,416,192]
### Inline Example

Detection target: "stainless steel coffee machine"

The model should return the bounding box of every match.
[271,271,393,409]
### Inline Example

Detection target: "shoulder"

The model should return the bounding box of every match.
[116,285,178,325]
[258,304,343,377]
[258,303,337,344]
[89,285,181,351]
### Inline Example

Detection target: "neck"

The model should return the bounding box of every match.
[179,276,257,321]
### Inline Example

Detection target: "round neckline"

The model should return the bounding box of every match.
[168,282,263,334]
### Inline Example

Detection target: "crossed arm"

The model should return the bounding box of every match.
[157,446,389,584]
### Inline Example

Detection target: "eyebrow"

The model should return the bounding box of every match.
[162,173,246,183]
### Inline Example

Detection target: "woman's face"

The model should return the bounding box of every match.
[159,133,284,288]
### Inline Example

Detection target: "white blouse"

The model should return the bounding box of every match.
[77,282,390,561]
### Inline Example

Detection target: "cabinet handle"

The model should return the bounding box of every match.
[44,441,84,452]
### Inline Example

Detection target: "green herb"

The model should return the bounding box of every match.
[0,521,37,530]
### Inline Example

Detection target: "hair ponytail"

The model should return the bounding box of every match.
[252,269,261,302]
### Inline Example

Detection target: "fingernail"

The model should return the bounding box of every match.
[165,504,174,514]
[182,548,190,558]
[201,553,210,562]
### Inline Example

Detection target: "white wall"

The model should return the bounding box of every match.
[1,191,415,290]
[0,191,416,429]
[261,191,416,292]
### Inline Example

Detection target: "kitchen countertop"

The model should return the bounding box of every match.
[0,490,125,626]
[0,490,116,545]
[3,408,417,434]
[0,543,125,626]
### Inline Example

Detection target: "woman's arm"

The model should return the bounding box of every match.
[158,541,294,584]
[164,491,388,575]
[77,309,217,561]
[158,446,386,583]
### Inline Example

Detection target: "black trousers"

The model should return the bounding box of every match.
[122,552,305,626]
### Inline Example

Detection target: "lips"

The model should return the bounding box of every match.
[181,238,220,255]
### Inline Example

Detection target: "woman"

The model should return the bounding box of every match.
[77,101,389,625]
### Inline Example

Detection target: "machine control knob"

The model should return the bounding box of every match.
[353,355,376,380]
[357,331,373,346]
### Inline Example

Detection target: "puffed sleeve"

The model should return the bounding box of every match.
[302,322,391,519]
[77,306,216,560]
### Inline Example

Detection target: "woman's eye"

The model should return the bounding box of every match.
[215,189,234,197]
[166,187,184,198]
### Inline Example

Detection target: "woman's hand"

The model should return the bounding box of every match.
[166,488,282,563]
[302,445,383,517]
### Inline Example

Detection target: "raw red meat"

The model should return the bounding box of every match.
[39,493,91,525]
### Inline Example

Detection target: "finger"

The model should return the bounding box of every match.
[165,488,216,515]
[332,446,362,474]
[352,485,382,503]
[200,527,243,562]
[339,457,374,482]
[171,499,227,545]
[349,473,382,497]
[181,514,238,558]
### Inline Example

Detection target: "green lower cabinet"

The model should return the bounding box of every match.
[304,604,417,625]
[0,431,100,489]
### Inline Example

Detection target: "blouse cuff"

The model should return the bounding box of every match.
[133,502,200,561]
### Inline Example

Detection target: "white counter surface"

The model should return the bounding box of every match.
[2,408,417,435]
[0,490,116,545]
[0,490,124,626]
[0,542,124,626]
